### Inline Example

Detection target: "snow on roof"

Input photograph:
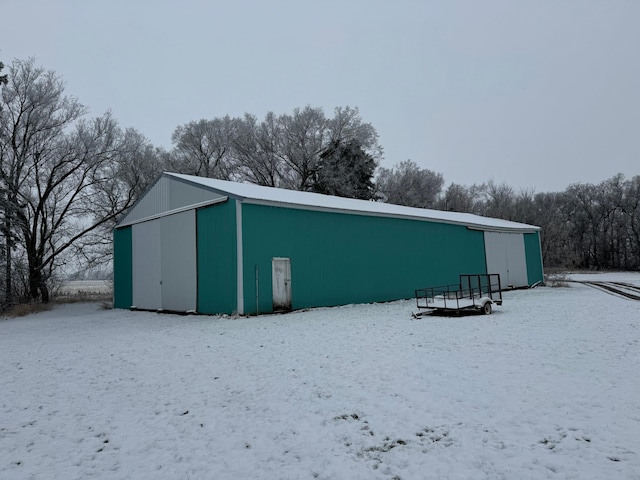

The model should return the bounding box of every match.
[166,172,540,232]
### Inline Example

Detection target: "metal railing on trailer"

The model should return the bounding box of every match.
[414,274,502,316]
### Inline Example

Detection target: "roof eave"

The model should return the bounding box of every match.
[242,198,541,233]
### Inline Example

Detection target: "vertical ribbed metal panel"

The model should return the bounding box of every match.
[240,204,487,314]
[484,232,528,288]
[132,219,162,309]
[160,210,197,312]
[524,231,544,285]
[169,179,216,210]
[196,201,237,315]
[505,233,528,287]
[131,210,197,312]
[120,176,223,224]
[113,226,132,309]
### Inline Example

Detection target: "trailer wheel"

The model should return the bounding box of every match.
[482,302,492,315]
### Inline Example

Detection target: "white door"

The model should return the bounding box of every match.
[484,232,528,288]
[131,211,197,312]
[132,219,162,309]
[160,210,197,312]
[272,257,292,311]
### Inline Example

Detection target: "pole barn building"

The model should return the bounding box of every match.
[113,173,544,315]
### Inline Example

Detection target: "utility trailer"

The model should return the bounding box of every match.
[413,274,502,317]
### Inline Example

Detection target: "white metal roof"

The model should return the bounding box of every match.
[166,172,540,233]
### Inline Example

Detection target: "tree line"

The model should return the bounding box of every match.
[1,58,637,308]
[434,175,640,272]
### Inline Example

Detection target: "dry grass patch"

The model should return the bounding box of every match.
[4,302,53,318]
[54,291,112,304]
[545,272,571,288]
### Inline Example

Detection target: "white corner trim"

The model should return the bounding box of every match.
[236,200,244,315]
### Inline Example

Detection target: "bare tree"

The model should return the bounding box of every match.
[277,106,328,191]
[117,129,167,200]
[76,127,165,270]
[274,105,382,192]
[169,116,239,179]
[438,182,484,213]
[376,160,444,209]
[165,105,382,196]
[528,191,573,268]
[326,106,383,161]
[0,58,141,303]
[231,106,382,195]
[0,58,86,303]
[0,58,7,86]
[623,175,640,269]
[473,180,518,220]
[233,112,284,186]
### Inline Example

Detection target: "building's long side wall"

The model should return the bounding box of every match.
[241,204,487,315]
[113,226,133,309]
[196,201,238,314]
[524,231,544,285]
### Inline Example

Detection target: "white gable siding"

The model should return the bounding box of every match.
[120,176,223,225]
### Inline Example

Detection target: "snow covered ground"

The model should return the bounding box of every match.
[1,273,639,479]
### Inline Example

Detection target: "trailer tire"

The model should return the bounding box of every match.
[482,302,492,315]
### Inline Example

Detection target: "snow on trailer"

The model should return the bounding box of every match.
[414,273,502,317]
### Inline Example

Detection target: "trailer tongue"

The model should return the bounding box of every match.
[413,274,502,317]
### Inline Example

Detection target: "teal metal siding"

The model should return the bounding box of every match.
[113,226,133,309]
[241,204,487,315]
[196,201,237,314]
[524,231,544,285]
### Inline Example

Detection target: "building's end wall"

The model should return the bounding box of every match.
[524,231,544,285]
[113,226,133,309]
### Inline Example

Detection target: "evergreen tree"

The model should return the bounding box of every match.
[313,140,376,199]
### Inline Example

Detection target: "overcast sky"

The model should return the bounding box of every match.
[2,0,639,192]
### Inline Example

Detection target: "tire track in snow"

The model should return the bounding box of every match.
[569,280,640,301]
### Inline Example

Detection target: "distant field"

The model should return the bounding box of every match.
[58,280,112,295]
